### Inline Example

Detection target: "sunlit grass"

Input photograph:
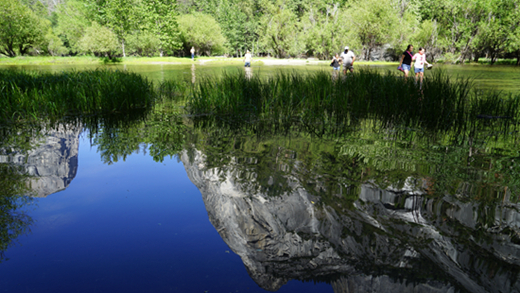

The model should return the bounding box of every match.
[172,68,520,136]
[0,69,156,123]
[0,56,102,65]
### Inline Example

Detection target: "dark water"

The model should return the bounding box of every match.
[1,64,520,293]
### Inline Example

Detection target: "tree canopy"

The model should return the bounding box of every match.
[0,0,47,57]
[0,0,518,63]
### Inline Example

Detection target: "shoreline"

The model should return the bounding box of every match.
[0,56,517,67]
[0,56,403,67]
[0,56,331,66]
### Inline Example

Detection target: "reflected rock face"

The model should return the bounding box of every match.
[181,149,520,293]
[0,124,81,197]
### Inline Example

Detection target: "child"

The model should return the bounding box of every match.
[331,53,341,71]
[412,47,431,88]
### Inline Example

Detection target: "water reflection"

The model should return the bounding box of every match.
[2,101,520,291]
[0,123,81,197]
[0,124,54,261]
[245,66,253,80]
[0,111,154,261]
[191,64,196,84]
[0,163,33,263]
[180,118,520,292]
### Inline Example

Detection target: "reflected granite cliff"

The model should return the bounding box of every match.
[0,123,81,197]
[180,142,520,293]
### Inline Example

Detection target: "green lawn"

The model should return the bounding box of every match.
[0,55,400,66]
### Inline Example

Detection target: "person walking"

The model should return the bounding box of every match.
[398,45,414,78]
[340,46,356,74]
[244,50,252,67]
[412,47,431,88]
[190,47,195,60]
[331,53,341,80]
[331,53,341,71]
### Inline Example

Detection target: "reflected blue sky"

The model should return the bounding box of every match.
[0,135,332,292]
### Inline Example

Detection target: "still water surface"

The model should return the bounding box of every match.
[1,134,331,292]
[1,63,520,292]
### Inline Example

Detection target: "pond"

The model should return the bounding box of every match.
[1,63,520,293]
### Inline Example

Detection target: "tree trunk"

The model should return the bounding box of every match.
[19,44,29,56]
[271,36,283,58]
[473,51,480,63]
[490,47,497,65]
[121,40,126,57]
[1,43,16,57]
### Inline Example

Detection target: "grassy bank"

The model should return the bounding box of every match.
[0,56,196,65]
[0,56,103,65]
[0,55,389,66]
[3,55,520,67]
[0,69,155,123]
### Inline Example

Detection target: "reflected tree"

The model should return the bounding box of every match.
[0,124,37,262]
[87,101,187,164]
[0,164,34,262]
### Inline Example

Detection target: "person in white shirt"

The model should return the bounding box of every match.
[244,50,252,67]
[340,46,356,74]
[412,47,431,87]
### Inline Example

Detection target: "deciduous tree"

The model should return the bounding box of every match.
[0,0,47,57]
[257,0,303,58]
[79,22,119,58]
[141,0,182,56]
[54,0,90,54]
[346,0,399,60]
[301,3,346,59]
[177,13,226,56]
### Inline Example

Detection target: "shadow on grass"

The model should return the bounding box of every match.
[101,57,123,64]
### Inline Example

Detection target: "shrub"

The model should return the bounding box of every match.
[79,22,120,58]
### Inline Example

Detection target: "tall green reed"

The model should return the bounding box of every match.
[183,68,520,137]
[0,69,156,123]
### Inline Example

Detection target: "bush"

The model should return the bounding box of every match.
[45,31,68,56]
[79,22,120,58]
[177,13,226,56]
[126,31,161,57]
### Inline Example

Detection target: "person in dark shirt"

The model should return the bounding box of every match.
[331,53,340,71]
[398,44,414,78]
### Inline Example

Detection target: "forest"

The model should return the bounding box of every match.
[0,0,519,63]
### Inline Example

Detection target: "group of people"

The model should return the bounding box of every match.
[331,46,356,74]
[204,44,430,86]
[243,46,356,73]
[331,44,432,86]
[397,45,431,86]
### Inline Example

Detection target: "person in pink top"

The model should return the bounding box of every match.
[412,47,431,88]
